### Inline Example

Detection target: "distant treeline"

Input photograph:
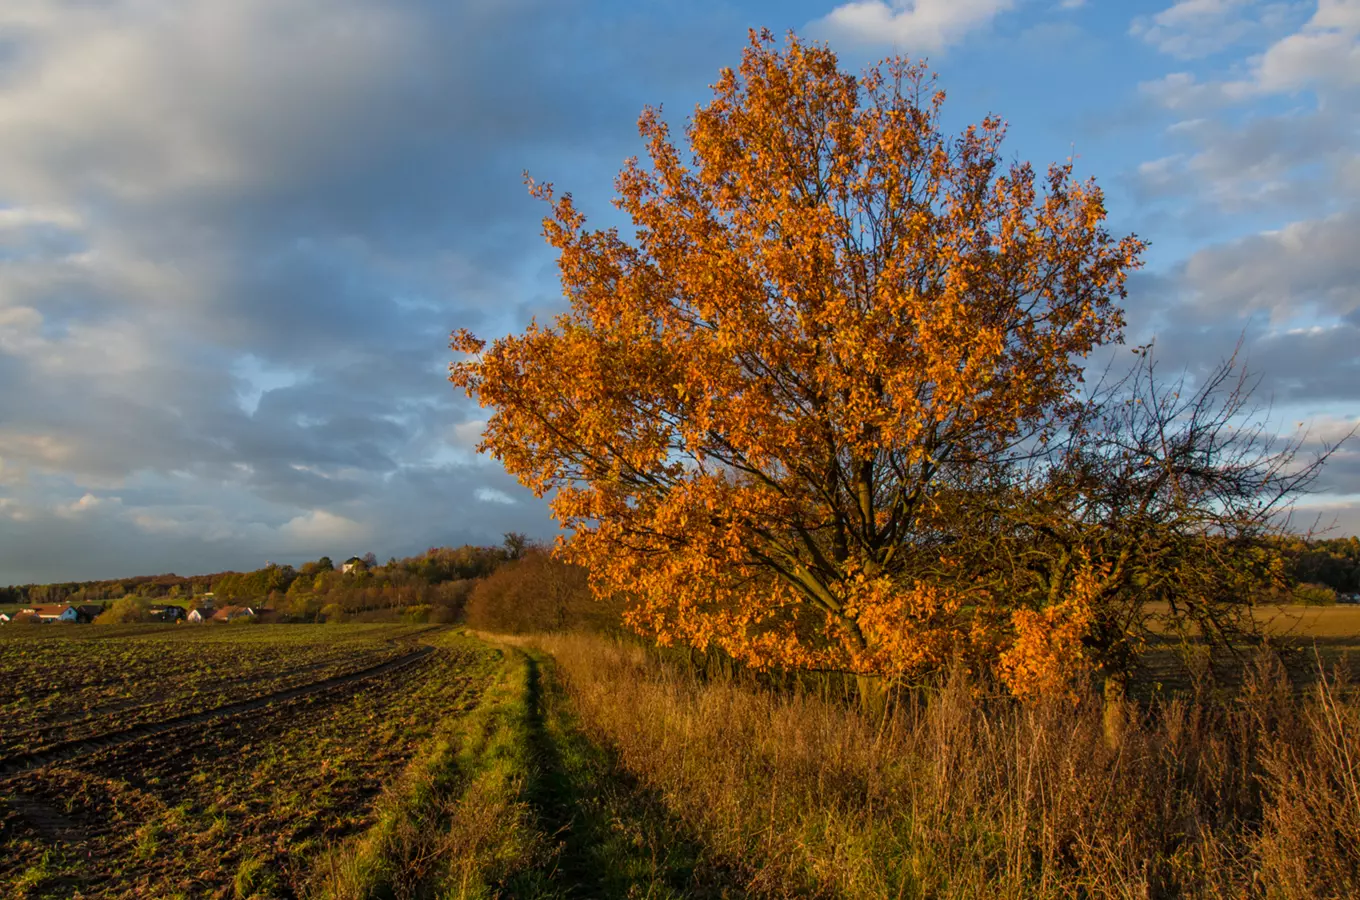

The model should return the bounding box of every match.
[0,539,518,620]
[1269,535,1360,603]
[0,534,616,628]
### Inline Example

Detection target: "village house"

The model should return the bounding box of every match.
[0,613,10,624]
[186,607,212,623]
[147,605,186,623]
[20,604,101,623]
[211,605,256,623]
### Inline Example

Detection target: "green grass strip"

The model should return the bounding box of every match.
[309,640,548,900]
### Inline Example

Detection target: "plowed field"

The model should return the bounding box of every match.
[0,625,496,898]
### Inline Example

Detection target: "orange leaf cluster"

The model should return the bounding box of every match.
[997,557,1103,700]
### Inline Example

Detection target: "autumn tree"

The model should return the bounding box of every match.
[451,31,1145,694]
[503,531,531,561]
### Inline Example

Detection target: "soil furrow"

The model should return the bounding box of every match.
[0,643,434,778]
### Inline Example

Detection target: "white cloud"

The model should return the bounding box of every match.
[0,0,423,205]
[1139,71,1236,110]
[1133,110,1353,213]
[450,420,489,450]
[1300,414,1360,444]
[809,0,1015,52]
[1134,2,1360,219]
[1140,2,1359,105]
[1136,153,1188,191]
[0,205,81,232]
[1248,0,1360,93]
[1178,210,1360,320]
[0,0,606,582]
[56,492,119,519]
[1130,0,1294,59]
[1284,498,1360,535]
[0,431,79,470]
[474,487,519,506]
[279,509,370,547]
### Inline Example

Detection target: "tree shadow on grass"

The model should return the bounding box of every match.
[512,653,756,900]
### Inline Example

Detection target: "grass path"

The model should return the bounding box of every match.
[313,635,753,899]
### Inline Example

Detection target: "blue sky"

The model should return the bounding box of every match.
[0,0,1356,583]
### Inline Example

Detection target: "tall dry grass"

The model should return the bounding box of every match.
[532,633,1360,899]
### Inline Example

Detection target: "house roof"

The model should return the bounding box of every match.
[211,605,255,620]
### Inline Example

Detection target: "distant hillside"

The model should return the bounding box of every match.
[0,541,520,622]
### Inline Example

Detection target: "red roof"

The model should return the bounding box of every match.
[211,605,255,621]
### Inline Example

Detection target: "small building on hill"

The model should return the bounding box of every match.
[341,556,364,574]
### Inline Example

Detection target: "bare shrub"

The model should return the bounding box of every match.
[464,549,620,634]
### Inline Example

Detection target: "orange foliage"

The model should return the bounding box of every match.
[451,31,1145,690]
[997,556,1104,699]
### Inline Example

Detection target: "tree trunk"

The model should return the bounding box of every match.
[1102,674,1127,750]
[856,672,887,719]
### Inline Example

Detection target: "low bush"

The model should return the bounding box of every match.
[464,549,621,635]
[1293,581,1340,605]
[95,596,151,624]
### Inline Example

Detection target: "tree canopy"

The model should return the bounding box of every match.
[452,30,1150,692]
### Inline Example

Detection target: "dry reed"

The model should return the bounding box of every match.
[532,633,1360,899]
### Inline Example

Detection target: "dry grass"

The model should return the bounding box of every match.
[531,633,1360,899]
[1255,603,1360,639]
[1138,601,1360,641]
